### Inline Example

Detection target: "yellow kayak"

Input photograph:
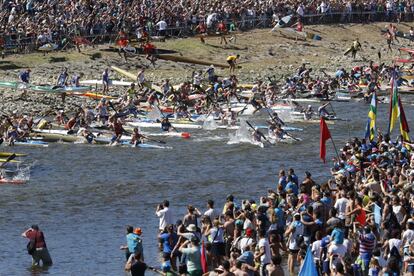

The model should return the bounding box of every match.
[0,152,27,157]
[0,159,21,163]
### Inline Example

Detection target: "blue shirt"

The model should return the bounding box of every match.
[278,176,287,190]
[290,174,299,185]
[159,232,178,254]
[274,207,285,228]
[126,233,142,254]
[285,181,298,195]
[331,227,344,245]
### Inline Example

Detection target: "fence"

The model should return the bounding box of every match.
[1,10,412,55]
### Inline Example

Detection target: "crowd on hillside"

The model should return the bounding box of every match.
[1,0,414,50]
[117,132,414,275]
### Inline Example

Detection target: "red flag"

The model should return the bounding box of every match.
[320,118,331,163]
[201,240,208,273]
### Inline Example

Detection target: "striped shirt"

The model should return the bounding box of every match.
[359,233,376,254]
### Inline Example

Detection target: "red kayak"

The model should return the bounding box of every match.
[0,178,26,185]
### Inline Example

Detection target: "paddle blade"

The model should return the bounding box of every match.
[181,132,191,139]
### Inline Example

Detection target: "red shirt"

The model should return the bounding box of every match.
[26,230,47,248]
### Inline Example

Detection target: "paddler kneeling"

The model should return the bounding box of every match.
[318,102,334,119]
[252,128,263,143]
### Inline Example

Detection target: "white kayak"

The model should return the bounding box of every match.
[80,80,133,86]
[127,121,203,129]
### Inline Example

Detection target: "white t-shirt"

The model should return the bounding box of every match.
[334,198,348,219]
[403,229,414,247]
[204,208,219,222]
[239,237,253,253]
[328,244,347,257]
[156,207,173,230]
[311,240,322,260]
[258,238,271,265]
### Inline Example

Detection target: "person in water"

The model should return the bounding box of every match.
[161,118,173,132]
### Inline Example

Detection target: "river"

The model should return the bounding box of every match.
[0,99,409,275]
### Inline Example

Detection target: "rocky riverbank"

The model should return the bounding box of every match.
[0,22,410,116]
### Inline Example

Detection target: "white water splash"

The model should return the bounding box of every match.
[202,115,218,130]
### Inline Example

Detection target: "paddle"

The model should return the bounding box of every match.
[154,104,181,133]
[265,106,300,141]
[0,153,16,169]
[246,120,271,144]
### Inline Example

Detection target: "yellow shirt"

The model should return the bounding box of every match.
[227,55,237,61]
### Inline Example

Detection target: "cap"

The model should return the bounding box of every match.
[133,228,142,235]
[215,265,225,272]
[246,228,253,237]
[186,224,197,232]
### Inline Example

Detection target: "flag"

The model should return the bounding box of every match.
[201,240,208,273]
[398,98,410,142]
[364,92,377,141]
[299,247,318,276]
[320,118,331,163]
[388,75,399,133]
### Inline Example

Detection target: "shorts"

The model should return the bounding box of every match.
[227,60,235,66]
[162,252,171,260]
[211,242,226,256]
[289,249,299,254]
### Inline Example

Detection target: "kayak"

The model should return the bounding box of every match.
[0,178,26,185]
[0,152,27,157]
[29,132,79,143]
[80,80,133,86]
[13,140,49,147]
[0,159,20,163]
[38,43,58,51]
[29,85,91,94]
[143,131,191,139]
[127,121,203,129]
[117,140,172,149]
[73,92,117,99]
[0,81,28,90]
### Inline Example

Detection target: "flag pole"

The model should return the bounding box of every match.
[329,135,341,161]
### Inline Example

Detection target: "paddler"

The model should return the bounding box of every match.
[160,117,173,132]
[56,68,68,86]
[350,38,361,59]
[221,108,237,126]
[252,128,263,143]
[131,127,147,145]
[109,116,125,145]
[317,102,333,119]
[304,105,313,120]
[226,54,239,74]
[102,68,110,94]
[78,128,95,144]
[19,68,30,97]
[127,83,136,98]
[55,110,66,125]
[205,65,216,83]
[217,20,228,45]
[71,73,83,87]
[64,113,79,132]
[6,125,18,146]
[136,68,146,89]
[96,98,109,125]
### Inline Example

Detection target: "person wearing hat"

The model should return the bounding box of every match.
[239,228,254,254]
[179,236,202,276]
[120,225,144,261]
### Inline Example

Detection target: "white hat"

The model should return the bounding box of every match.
[186,224,197,232]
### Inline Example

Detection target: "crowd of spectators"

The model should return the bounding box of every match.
[1,0,414,52]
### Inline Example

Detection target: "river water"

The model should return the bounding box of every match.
[0,99,410,275]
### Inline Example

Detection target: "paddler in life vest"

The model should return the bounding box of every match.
[217,21,228,45]
[64,112,79,133]
[102,68,110,94]
[226,54,239,74]
[109,116,125,145]
[161,117,173,132]
[131,127,147,146]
